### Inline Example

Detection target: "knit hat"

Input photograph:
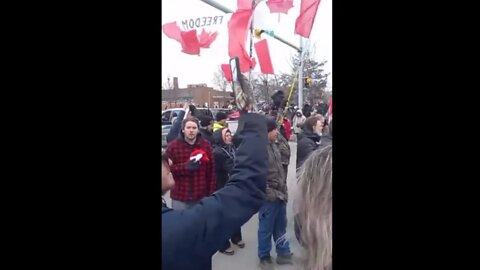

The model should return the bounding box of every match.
[216,111,228,122]
[198,115,213,128]
[266,118,277,132]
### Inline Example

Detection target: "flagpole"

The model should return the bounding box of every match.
[298,36,304,107]
[248,0,254,83]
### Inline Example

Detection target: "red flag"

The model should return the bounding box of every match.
[163,22,219,55]
[328,97,332,122]
[198,29,218,48]
[328,97,332,114]
[162,22,182,41]
[180,30,200,55]
[228,9,256,73]
[237,0,253,10]
[294,0,322,38]
[221,64,233,82]
[266,0,294,14]
[254,39,274,74]
[162,22,200,55]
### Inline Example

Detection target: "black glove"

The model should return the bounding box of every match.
[186,159,200,172]
[189,105,197,117]
[271,90,285,108]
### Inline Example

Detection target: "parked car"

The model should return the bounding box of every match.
[210,108,233,119]
[161,108,238,140]
[162,108,214,126]
[162,108,236,126]
[162,124,172,149]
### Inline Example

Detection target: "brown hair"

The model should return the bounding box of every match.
[181,116,200,130]
[295,145,332,270]
[303,115,323,132]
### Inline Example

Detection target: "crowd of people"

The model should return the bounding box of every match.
[162,100,332,270]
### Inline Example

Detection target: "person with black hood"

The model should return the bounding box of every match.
[302,103,312,118]
[296,115,324,169]
[198,115,214,145]
[212,127,245,255]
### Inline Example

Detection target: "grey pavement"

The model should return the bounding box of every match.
[164,142,301,270]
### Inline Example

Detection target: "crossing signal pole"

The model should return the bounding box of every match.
[199,0,305,107]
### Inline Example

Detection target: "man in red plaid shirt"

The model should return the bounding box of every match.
[166,116,216,210]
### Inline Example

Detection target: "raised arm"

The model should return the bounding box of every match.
[162,113,268,267]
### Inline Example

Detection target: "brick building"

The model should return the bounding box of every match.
[162,77,232,109]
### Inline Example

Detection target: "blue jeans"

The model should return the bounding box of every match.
[257,199,291,259]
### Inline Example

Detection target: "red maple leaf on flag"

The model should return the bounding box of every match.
[237,0,253,10]
[162,22,218,55]
[198,29,218,48]
[266,0,294,14]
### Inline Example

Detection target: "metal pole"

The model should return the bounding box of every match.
[272,35,301,53]
[298,37,304,107]
[264,76,269,104]
[199,0,301,52]
[199,0,232,13]
[248,0,254,82]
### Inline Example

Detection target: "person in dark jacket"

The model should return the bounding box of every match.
[162,113,269,270]
[198,115,214,145]
[258,119,293,270]
[302,103,312,118]
[294,120,332,249]
[212,128,245,255]
[276,131,290,182]
[296,115,324,169]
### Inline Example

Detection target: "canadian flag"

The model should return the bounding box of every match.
[162,22,218,55]
[266,0,294,14]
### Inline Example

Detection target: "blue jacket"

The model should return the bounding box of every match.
[162,113,268,270]
[166,110,186,144]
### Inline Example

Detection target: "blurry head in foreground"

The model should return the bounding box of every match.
[296,145,332,270]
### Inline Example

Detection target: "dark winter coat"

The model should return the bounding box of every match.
[296,129,321,169]
[199,128,214,145]
[212,129,236,189]
[266,141,288,202]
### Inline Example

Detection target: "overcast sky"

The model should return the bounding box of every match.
[161,0,331,89]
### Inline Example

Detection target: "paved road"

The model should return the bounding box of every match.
[164,142,300,270]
